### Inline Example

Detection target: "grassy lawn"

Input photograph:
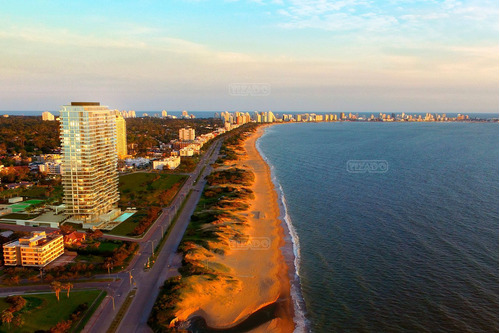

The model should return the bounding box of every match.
[75,253,105,264]
[176,156,200,173]
[0,290,103,333]
[110,172,186,237]
[0,299,9,313]
[0,186,46,200]
[98,241,120,252]
[119,173,185,192]
[22,200,44,205]
[0,186,62,203]
[105,210,147,237]
[119,173,186,208]
[74,241,122,264]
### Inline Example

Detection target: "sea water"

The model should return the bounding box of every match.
[257,122,498,332]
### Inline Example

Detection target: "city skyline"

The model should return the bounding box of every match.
[0,0,498,113]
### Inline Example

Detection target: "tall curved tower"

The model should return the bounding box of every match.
[60,102,120,228]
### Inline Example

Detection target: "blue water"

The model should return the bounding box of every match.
[114,212,135,222]
[257,122,499,333]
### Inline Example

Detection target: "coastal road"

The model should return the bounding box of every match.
[0,280,118,297]
[83,139,222,333]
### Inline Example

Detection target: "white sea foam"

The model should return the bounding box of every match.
[256,129,310,333]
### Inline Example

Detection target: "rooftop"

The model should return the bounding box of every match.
[70,102,100,106]
[4,231,62,248]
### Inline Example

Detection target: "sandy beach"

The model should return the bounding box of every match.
[172,125,295,332]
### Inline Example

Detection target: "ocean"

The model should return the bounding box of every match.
[257,122,499,332]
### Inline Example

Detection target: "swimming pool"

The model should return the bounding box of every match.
[113,212,135,222]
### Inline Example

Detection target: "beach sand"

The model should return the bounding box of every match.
[175,125,294,332]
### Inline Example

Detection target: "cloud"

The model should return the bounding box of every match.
[271,0,497,35]
[0,1,497,112]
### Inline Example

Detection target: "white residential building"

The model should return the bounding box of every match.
[152,156,181,170]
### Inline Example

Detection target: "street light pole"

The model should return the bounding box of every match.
[150,240,155,256]
[107,295,115,311]
[128,269,134,286]
[106,285,116,311]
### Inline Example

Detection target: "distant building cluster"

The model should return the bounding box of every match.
[150,127,227,170]
[125,123,231,172]
[181,110,195,119]
[216,111,476,124]
[29,154,63,175]
[128,109,196,119]
[120,110,137,118]
[365,112,470,122]
[217,111,253,125]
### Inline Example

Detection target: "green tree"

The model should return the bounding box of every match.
[105,258,114,275]
[51,281,62,301]
[64,282,73,298]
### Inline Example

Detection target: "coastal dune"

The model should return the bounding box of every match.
[172,126,294,332]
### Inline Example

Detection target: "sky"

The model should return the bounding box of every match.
[0,0,498,113]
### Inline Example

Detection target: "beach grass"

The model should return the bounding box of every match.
[149,123,266,330]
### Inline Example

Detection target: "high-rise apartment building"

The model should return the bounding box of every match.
[179,127,195,141]
[60,102,120,227]
[114,111,127,159]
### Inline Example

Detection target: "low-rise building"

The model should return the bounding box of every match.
[179,147,195,157]
[172,140,194,150]
[63,231,86,246]
[124,157,150,168]
[3,231,64,267]
[152,156,181,170]
[8,197,23,204]
[4,182,34,190]
[41,154,62,163]
[38,162,63,174]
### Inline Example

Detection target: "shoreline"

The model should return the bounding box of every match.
[250,124,297,332]
[256,124,309,333]
[220,123,296,331]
